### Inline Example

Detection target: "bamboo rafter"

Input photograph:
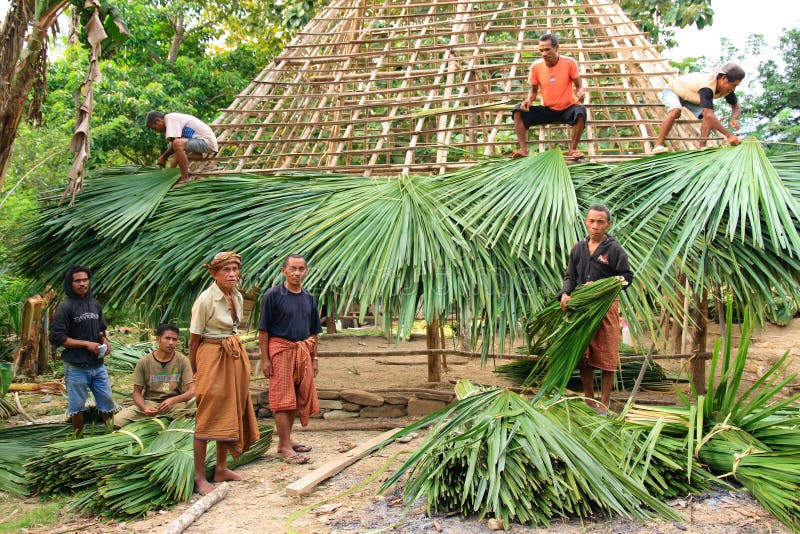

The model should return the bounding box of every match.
[208,0,705,176]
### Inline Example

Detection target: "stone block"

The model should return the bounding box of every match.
[257,407,272,418]
[340,389,384,407]
[383,395,409,405]
[341,402,361,412]
[407,398,447,416]
[414,391,453,402]
[250,391,261,407]
[259,391,270,405]
[323,410,360,420]
[319,399,343,410]
[317,389,341,400]
[360,405,407,418]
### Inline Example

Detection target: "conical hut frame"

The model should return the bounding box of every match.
[208,0,705,177]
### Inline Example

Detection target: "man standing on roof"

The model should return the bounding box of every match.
[512,33,587,160]
[259,254,322,465]
[651,63,744,153]
[558,205,633,416]
[145,111,219,182]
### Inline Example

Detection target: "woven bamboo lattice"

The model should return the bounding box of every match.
[208,0,707,177]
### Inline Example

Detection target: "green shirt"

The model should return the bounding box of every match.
[133,351,193,403]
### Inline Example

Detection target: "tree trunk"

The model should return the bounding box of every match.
[425,316,441,383]
[167,12,185,64]
[0,0,70,190]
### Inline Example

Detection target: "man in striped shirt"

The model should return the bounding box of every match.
[146,111,219,182]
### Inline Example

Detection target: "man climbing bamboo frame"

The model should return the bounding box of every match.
[652,63,745,153]
[512,33,587,160]
[558,205,633,415]
[145,111,219,182]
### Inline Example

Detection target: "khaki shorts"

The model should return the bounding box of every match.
[113,398,197,428]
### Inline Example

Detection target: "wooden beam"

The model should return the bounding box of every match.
[285,428,402,496]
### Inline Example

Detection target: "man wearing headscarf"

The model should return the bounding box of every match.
[189,251,259,495]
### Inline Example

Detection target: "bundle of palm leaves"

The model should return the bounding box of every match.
[70,419,273,518]
[0,423,107,497]
[380,380,702,527]
[0,397,17,419]
[105,339,156,373]
[523,276,625,398]
[496,358,673,392]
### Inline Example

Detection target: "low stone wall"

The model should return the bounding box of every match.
[250,387,454,419]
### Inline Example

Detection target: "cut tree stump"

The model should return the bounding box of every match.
[285,428,402,496]
[162,482,230,534]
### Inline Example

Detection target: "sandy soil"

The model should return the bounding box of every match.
[18,320,800,534]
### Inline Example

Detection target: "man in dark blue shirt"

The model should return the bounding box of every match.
[559,205,633,415]
[50,265,116,434]
[258,254,322,464]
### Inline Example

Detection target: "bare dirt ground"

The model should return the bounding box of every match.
[15,320,800,534]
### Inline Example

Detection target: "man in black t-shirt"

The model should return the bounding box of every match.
[258,254,322,464]
[50,265,116,434]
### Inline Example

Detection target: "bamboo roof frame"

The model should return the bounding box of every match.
[208,0,706,177]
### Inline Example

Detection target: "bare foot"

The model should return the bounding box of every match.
[510,150,527,159]
[213,467,246,482]
[566,150,584,159]
[195,478,215,495]
[291,442,312,453]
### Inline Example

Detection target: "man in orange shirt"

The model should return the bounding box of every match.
[512,34,587,159]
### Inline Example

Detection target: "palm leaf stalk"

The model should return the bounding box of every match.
[0,397,17,419]
[380,381,683,527]
[523,276,624,398]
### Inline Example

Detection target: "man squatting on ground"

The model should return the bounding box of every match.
[50,265,116,434]
[558,205,634,415]
[512,33,587,159]
[113,323,196,428]
[259,254,322,465]
[145,111,219,182]
[189,251,259,495]
[652,63,745,153]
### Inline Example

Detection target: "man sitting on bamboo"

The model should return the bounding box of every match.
[259,254,322,465]
[113,323,196,428]
[511,33,587,160]
[559,205,633,415]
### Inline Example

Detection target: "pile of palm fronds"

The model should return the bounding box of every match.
[495,357,673,392]
[522,276,625,398]
[623,303,800,532]
[0,423,107,497]
[105,339,156,373]
[23,418,272,518]
[380,380,706,527]
[16,142,800,355]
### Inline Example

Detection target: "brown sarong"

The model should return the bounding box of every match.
[194,336,259,457]
[584,299,620,372]
[268,336,319,426]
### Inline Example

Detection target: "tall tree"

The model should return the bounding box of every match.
[750,29,800,146]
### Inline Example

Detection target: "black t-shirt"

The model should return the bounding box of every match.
[50,296,107,366]
[698,87,738,110]
[258,284,322,342]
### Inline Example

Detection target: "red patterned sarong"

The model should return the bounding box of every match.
[268,336,319,425]
[584,299,620,372]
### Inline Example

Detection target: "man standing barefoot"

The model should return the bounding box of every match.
[259,254,322,464]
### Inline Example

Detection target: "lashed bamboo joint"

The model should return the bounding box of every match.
[207,0,704,177]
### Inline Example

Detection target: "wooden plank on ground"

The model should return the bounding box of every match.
[285,427,402,496]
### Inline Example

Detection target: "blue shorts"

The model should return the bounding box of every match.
[660,88,704,119]
[184,138,211,153]
[64,362,116,415]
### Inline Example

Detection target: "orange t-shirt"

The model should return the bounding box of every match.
[528,56,580,111]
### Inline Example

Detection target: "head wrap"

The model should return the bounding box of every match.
[203,251,242,272]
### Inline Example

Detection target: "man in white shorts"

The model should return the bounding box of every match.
[652,63,744,154]
[146,111,219,182]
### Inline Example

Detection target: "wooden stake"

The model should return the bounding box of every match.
[690,291,708,395]
[162,482,230,534]
[425,317,442,382]
[285,428,402,496]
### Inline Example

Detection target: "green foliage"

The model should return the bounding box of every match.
[750,29,800,146]
[619,0,713,47]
